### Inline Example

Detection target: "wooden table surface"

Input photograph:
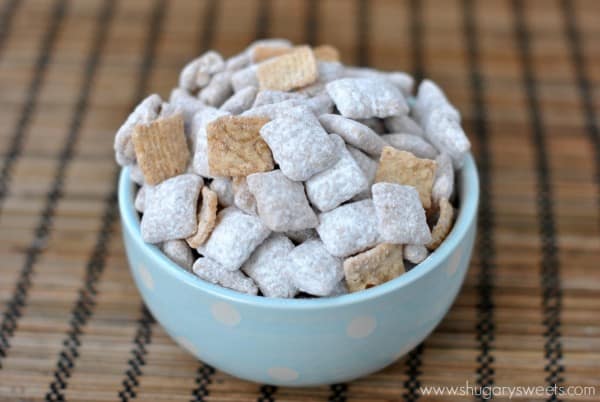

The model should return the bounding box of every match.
[0,0,599,401]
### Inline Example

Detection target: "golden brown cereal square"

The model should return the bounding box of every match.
[343,243,405,293]
[186,187,219,248]
[426,197,454,250]
[132,113,189,185]
[313,44,340,62]
[257,46,318,91]
[375,146,437,209]
[252,45,292,63]
[207,115,273,176]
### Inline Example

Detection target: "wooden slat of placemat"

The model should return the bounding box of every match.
[0,0,599,401]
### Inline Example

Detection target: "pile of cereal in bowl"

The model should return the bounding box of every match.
[114,39,470,298]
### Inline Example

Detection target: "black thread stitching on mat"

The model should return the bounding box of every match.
[561,0,600,224]
[257,385,278,402]
[402,1,425,401]
[40,1,115,400]
[463,0,497,398]
[0,0,67,369]
[108,0,166,400]
[329,383,348,402]
[119,306,156,402]
[0,0,20,55]
[189,3,218,402]
[512,1,565,400]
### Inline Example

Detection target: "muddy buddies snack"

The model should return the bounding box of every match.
[115,40,471,298]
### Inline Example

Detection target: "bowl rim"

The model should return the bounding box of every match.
[119,153,479,310]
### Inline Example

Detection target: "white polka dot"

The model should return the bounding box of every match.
[446,250,463,277]
[346,315,377,339]
[211,302,241,326]
[268,367,299,382]
[138,264,154,290]
[175,336,198,355]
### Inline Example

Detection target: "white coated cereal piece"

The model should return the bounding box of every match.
[384,114,424,137]
[200,70,233,107]
[305,135,368,212]
[243,100,317,125]
[317,61,345,83]
[193,257,258,295]
[318,114,387,157]
[344,67,414,95]
[241,234,297,298]
[432,152,454,203]
[232,176,257,215]
[247,170,318,231]
[284,228,317,244]
[114,94,162,166]
[141,174,204,243]
[382,133,438,159]
[252,90,308,108]
[326,78,409,119]
[316,199,381,258]
[347,146,378,200]
[356,117,386,134]
[231,65,259,92]
[219,86,257,114]
[372,182,431,245]
[225,51,251,72]
[134,185,146,212]
[197,207,270,270]
[209,176,234,207]
[305,90,334,115]
[169,88,206,132]
[130,164,145,185]
[191,108,230,177]
[179,51,225,92]
[423,108,471,168]
[162,239,194,271]
[259,116,338,181]
[288,238,344,296]
[414,79,461,123]
[404,244,429,264]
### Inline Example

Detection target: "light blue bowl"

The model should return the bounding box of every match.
[118,154,479,386]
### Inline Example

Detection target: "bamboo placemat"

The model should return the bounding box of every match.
[0,0,599,401]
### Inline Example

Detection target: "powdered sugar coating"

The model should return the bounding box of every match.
[231,65,258,92]
[200,70,233,107]
[316,199,381,257]
[326,78,409,118]
[260,116,338,181]
[414,79,461,124]
[305,135,368,211]
[384,114,424,137]
[134,186,146,212]
[247,170,318,231]
[232,176,257,215]
[179,51,225,92]
[115,94,162,166]
[169,88,206,133]
[197,207,271,270]
[356,117,386,134]
[423,108,470,168]
[404,244,429,264]
[288,238,343,296]
[140,174,204,243]
[241,234,296,298]
[347,145,378,200]
[343,67,414,95]
[193,257,258,295]
[252,90,308,107]
[432,152,454,204]
[209,177,234,207]
[129,164,145,185]
[162,239,194,270]
[372,182,431,245]
[191,108,230,178]
[318,114,387,157]
[243,101,318,126]
[284,228,317,244]
[305,90,334,115]
[382,133,438,159]
[219,86,257,114]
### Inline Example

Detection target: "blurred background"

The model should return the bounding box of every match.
[0,0,598,401]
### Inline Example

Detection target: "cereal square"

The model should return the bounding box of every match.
[288,239,343,296]
[140,174,204,243]
[197,207,271,270]
[191,107,230,178]
[318,114,387,157]
[305,135,368,211]
[193,257,258,295]
[372,182,431,245]
[186,186,219,248]
[257,46,318,91]
[206,115,273,176]
[316,199,380,257]
[344,243,405,292]
[375,146,437,209]
[382,133,438,159]
[247,170,318,231]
